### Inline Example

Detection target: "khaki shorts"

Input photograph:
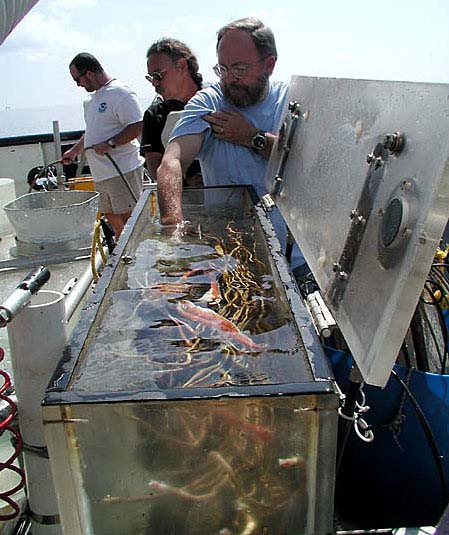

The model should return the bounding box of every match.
[96,166,144,214]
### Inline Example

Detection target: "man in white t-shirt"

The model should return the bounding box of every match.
[62,53,144,238]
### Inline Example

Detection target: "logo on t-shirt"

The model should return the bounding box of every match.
[98,102,108,113]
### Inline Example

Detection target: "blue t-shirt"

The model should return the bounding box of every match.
[169,80,304,269]
[169,81,287,197]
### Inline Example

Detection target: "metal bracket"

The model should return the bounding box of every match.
[327,140,391,308]
[269,101,302,200]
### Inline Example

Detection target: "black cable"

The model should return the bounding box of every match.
[84,146,138,202]
[12,517,31,535]
[421,271,449,374]
[421,278,446,305]
[99,216,116,254]
[430,264,449,296]
[390,369,448,503]
[104,153,138,202]
[400,337,413,369]
[285,228,294,263]
[422,282,447,373]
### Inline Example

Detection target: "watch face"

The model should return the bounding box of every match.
[253,132,266,150]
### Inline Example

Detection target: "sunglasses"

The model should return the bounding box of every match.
[145,70,166,84]
[73,70,88,84]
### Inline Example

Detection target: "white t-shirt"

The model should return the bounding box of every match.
[83,79,144,181]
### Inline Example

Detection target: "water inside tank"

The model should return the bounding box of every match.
[69,188,313,393]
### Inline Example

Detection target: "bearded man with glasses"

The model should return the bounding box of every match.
[157,17,304,270]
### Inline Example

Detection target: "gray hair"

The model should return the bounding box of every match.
[216,17,277,60]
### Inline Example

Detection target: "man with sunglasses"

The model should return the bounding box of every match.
[141,38,203,185]
[62,52,144,239]
[157,17,304,269]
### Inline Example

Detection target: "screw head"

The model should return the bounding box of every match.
[383,131,405,155]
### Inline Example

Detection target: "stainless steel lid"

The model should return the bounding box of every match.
[265,76,449,386]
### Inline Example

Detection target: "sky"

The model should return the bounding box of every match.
[1,0,449,113]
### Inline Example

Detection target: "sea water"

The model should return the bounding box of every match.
[0,98,153,138]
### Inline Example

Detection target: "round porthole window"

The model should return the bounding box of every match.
[381,197,403,247]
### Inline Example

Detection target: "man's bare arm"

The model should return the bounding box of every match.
[93,121,143,156]
[112,121,143,146]
[61,134,85,164]
[157,133,204,226]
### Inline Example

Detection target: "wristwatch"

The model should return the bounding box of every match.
[106,138,117,149]
[251,131,266,152]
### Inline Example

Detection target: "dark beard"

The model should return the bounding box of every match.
[222,74,269,107]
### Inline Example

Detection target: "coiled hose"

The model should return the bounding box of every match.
[0,347,25,520]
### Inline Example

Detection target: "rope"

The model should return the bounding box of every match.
[90,219,107,282]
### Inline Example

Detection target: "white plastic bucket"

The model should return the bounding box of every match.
[3,190,99,244]
[0,178,16,236]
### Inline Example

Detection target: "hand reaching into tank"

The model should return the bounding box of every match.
[160,219,191,242]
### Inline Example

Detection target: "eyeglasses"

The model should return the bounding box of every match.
[145,70,166,84]
[73,70,88,84]
[213,59,266,80]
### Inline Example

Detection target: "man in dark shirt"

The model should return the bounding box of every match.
[141,38,202,184]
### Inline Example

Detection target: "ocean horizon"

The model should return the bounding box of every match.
[0,99,153,138]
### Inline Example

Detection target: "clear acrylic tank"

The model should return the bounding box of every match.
[43,186,338,535]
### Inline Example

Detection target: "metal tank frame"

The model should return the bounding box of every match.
[42,185,339,535]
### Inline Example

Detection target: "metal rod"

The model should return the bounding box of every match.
[336,363,364,473]
[0,252,90,273]
[336,530,394,534]
[64,250,106,322]
[0,266,50,327]
[52,121,64,187]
